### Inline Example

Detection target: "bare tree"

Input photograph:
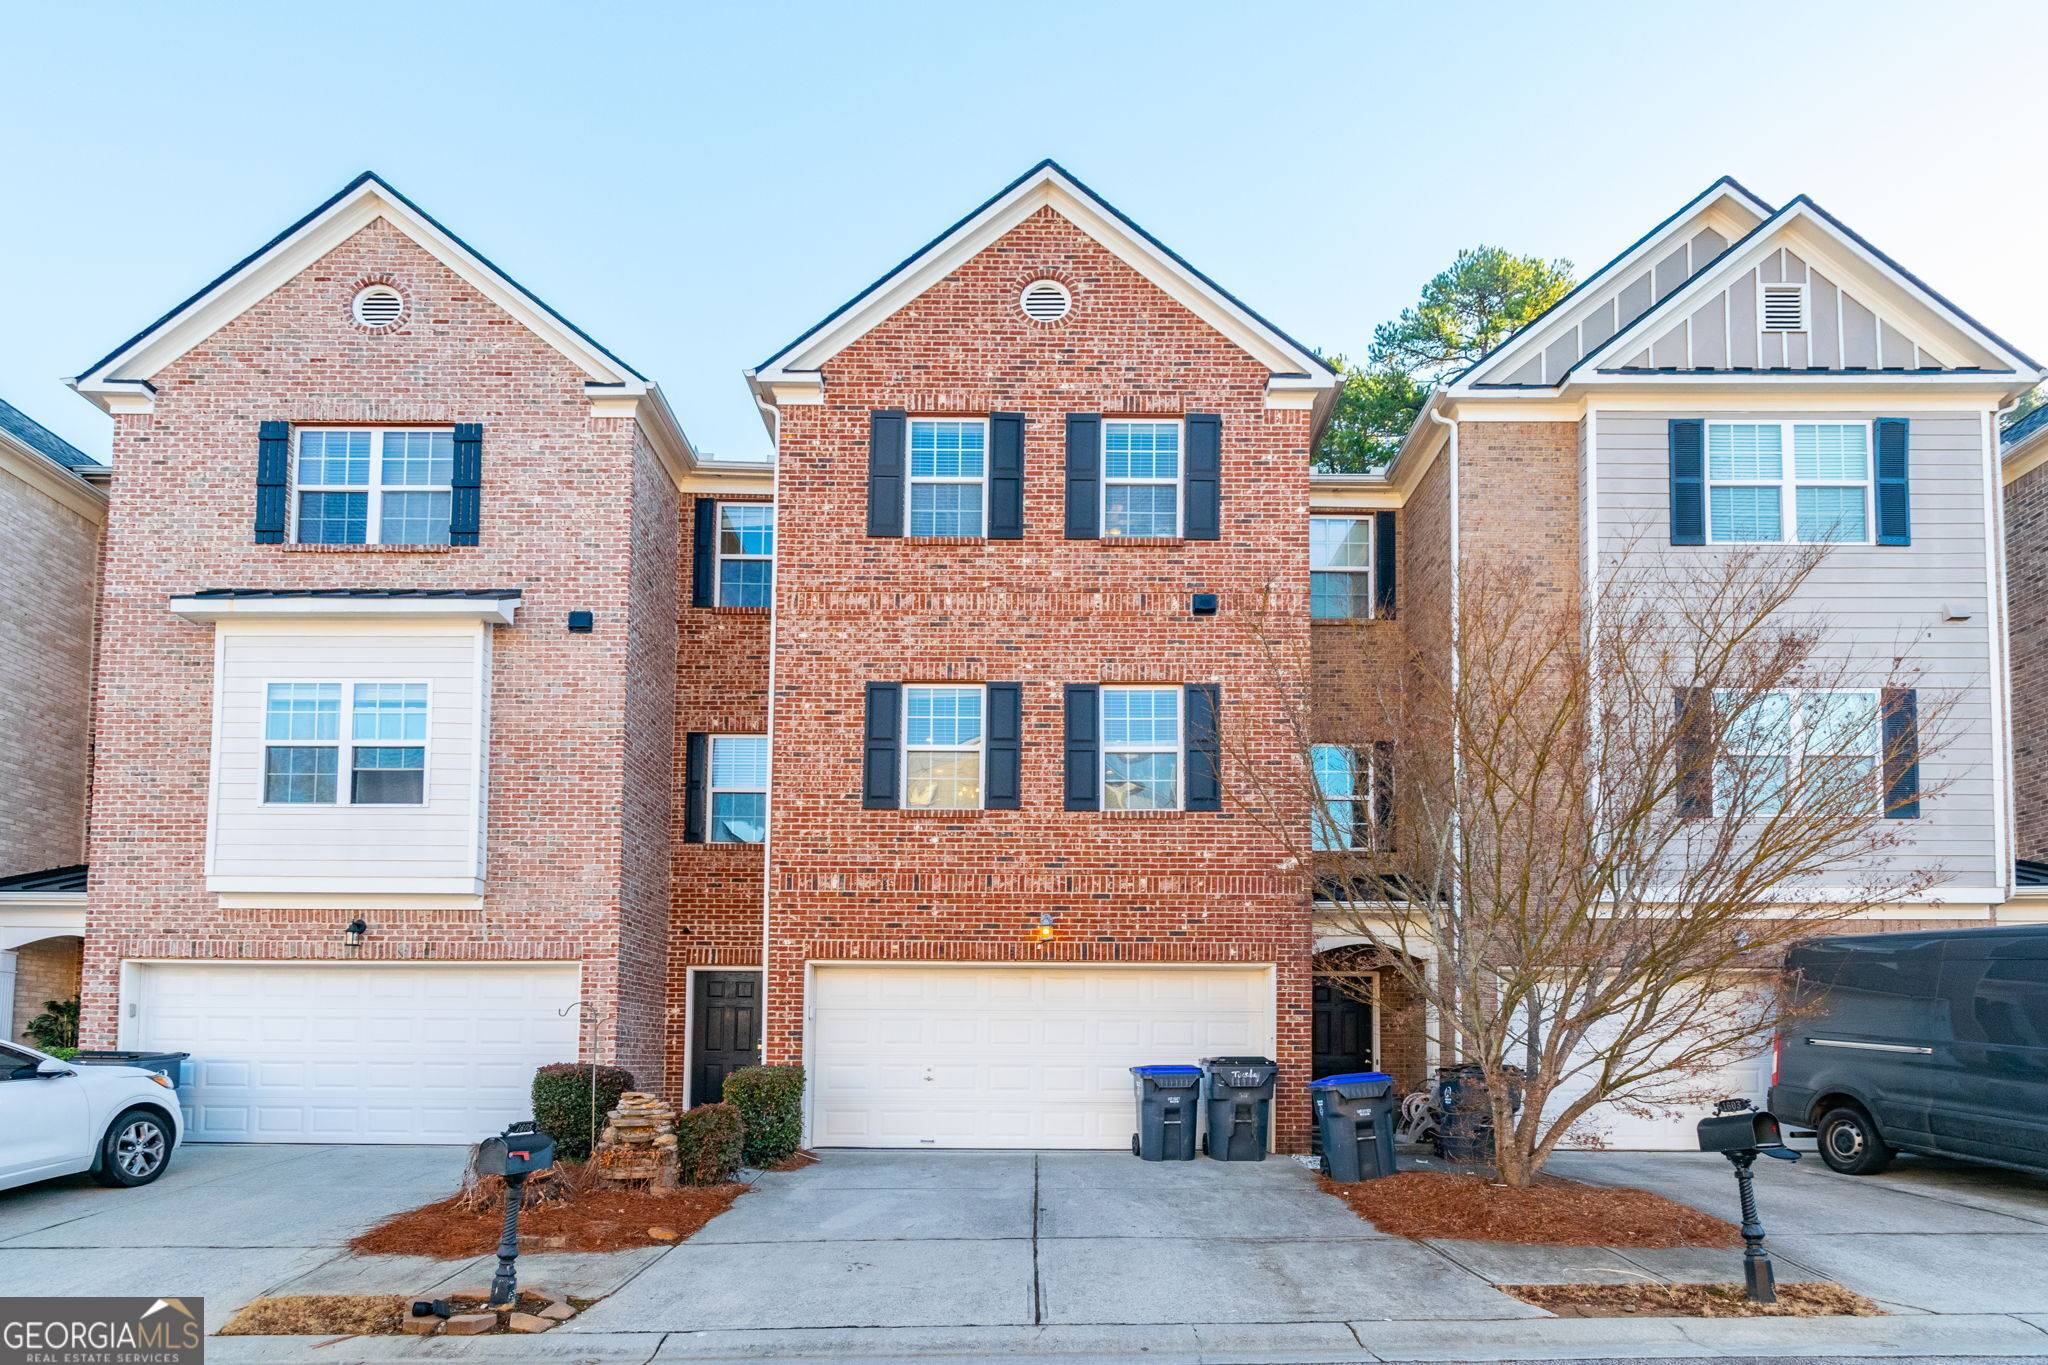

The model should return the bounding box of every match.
[1240,543,1946,1186]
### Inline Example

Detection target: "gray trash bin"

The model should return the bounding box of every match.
[71,1050,189,1091]
[1199,1055,1278,1161]
[1129,1065,1202,1161]
[1309,1071,1398,1181]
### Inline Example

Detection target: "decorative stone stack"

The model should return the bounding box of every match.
[592,1090,678,1187]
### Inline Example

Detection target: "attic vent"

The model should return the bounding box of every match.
[352,285,405,329]
[1019,279,1072,323]
[1760,283,1808,333]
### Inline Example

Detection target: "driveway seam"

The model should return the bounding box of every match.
[1030,1154,1043,1327]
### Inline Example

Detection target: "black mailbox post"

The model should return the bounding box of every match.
[1696,1100,1798,1303]
[475,1121,556,1306]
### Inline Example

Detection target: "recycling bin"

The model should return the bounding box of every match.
[1308,1071,1398,1181]
[1129,1065,1202,1161]
[1199,1055,1278,1161]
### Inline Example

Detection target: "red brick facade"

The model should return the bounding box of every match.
[2008,459,2048,861]
[762,207,1319,1145]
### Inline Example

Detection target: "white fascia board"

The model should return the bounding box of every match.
[72,180,639,407]
[206,875,485,896]
[214,891,485,911]
[752,167,1333,394]
[170,594,520,626]
[1461,179,1774,389]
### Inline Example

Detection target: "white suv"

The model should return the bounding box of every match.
[0,1041,184,1192]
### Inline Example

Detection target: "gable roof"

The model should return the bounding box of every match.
[0,397,98,473]
[1562,195,2041,386]
[71,171,648,410]
[747,160,1336,430]
[2005,401,2048,454]
[1459,176,1775,389]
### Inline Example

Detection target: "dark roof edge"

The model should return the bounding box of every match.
[0,863,88,894]
[184,588,524,600]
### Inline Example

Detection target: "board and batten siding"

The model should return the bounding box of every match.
[206,624,489,894]
[1594,410,1999,895]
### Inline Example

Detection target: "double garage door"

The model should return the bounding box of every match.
[810,965,1273,1149]
[131,962,581,1144]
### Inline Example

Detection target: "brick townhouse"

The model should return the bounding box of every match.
[47,162,2042,1152]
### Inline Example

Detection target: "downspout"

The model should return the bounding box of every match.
[758,392,780,1061]
[1426,402,1459,1072]
[1990,395,2024,914]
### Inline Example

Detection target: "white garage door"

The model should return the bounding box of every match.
[810,965,1272,1149]
[132,962,582,1143]
[1543,987,1774,1150]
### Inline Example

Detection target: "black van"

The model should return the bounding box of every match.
[1770,924,2048,1177]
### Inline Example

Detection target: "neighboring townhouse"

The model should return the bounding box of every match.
[0,397,105,1041]
[1330,177,2041,1145]
[2003,401,2048,869]
[68,173,768,1141]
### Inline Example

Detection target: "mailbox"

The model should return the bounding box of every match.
[1697,1107,1789,1155]
[476,1121,556,1179]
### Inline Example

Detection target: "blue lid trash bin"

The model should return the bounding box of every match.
[1308,1071,1398,1181]
[1129,1065,1203,1161]
[1199,1056,1279,1161]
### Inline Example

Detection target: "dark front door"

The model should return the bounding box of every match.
[1312,976,1376,1081]
[691,971,762,1105]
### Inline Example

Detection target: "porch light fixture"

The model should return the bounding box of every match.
[1034,913,1056,943]
[344,918,368,950]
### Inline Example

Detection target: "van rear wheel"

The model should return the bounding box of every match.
[1817,1105,1893,1175]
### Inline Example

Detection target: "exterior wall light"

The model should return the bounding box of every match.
[344,918,368,950]
[1034,913,1056,943]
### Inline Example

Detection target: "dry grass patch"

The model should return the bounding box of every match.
[351,1175,744,1258]
[769,1149,820,1172]
[1320,1171,1740,1248]
[1507,1281,1883,1318]
[219,1295,408,1337]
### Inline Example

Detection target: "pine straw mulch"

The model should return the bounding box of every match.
[350,1179,745,1258]
[769,1149,820,1172]
[220,1290,571,1337]
[1320,1170,1741,1248]
[1506,1281,1883,1318]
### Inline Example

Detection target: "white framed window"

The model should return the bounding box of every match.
[1102,420,1181,538]
[907,419,987,537]
[1312,744,1365,850]
[1759,281,1809,334]
[716,503,775,608]
[1102,685,1181,810]
[263,683,341,804]
[1714,688,1879,817]
[708,735,769,843]
[261,680,430,807]
[1311,515,1373,619]
[1705,421,1871,545]
[292,428,453,546]
[903,685,984,809]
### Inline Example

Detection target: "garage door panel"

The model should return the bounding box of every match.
[811,966,1270,1150]
[134,963,580,1144]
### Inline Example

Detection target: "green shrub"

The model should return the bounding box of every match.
[532,1062,633,1159]
[46,1046,79,1062]
[673,1103,744,1185]
[24,997,79,1051]
[723,1065,805,1167]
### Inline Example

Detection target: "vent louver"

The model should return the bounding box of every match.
[1020,279,1072,323]
[1761,283,1807,333]
[352,285,404,329]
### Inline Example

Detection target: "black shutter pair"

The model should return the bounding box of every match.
[1669,418,1908,546]
[1672,686,1918,819]
[1065,414,1222,540]
[251,422,482,543]
[867,411,1024,538]
[1373,511,1398,618]
[862,682,1022,809]
[1062,684,1222,812]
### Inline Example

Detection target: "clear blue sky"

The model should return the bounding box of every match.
[5,1,2042,463]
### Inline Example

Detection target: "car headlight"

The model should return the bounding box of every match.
[147,1073,175,1089]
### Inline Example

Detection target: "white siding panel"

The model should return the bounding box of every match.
[208,626,488,892]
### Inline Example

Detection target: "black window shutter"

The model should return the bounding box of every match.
[986,682,1022,808]
[1184,413,1221,541]
[1373,511,1398,619]
[451,422,483,546]
[868,410,906,538]
[1882,687,1921,819]
[1184,683,1221,812]
[1875,418,1911,546]
[1065,414,1100,540]
[1669,419,1705,546]
[254,421,290,543]
[1063,684,1100,811]
[1369,741,1395,849]
[863,682,901,809]
[1673,686,1713,818]
[989,412,1025,540]
[684,732,709,843]
[691,499,718,608]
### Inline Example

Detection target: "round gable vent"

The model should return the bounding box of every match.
[1019,279,1072,323]
[352,285,405,329]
